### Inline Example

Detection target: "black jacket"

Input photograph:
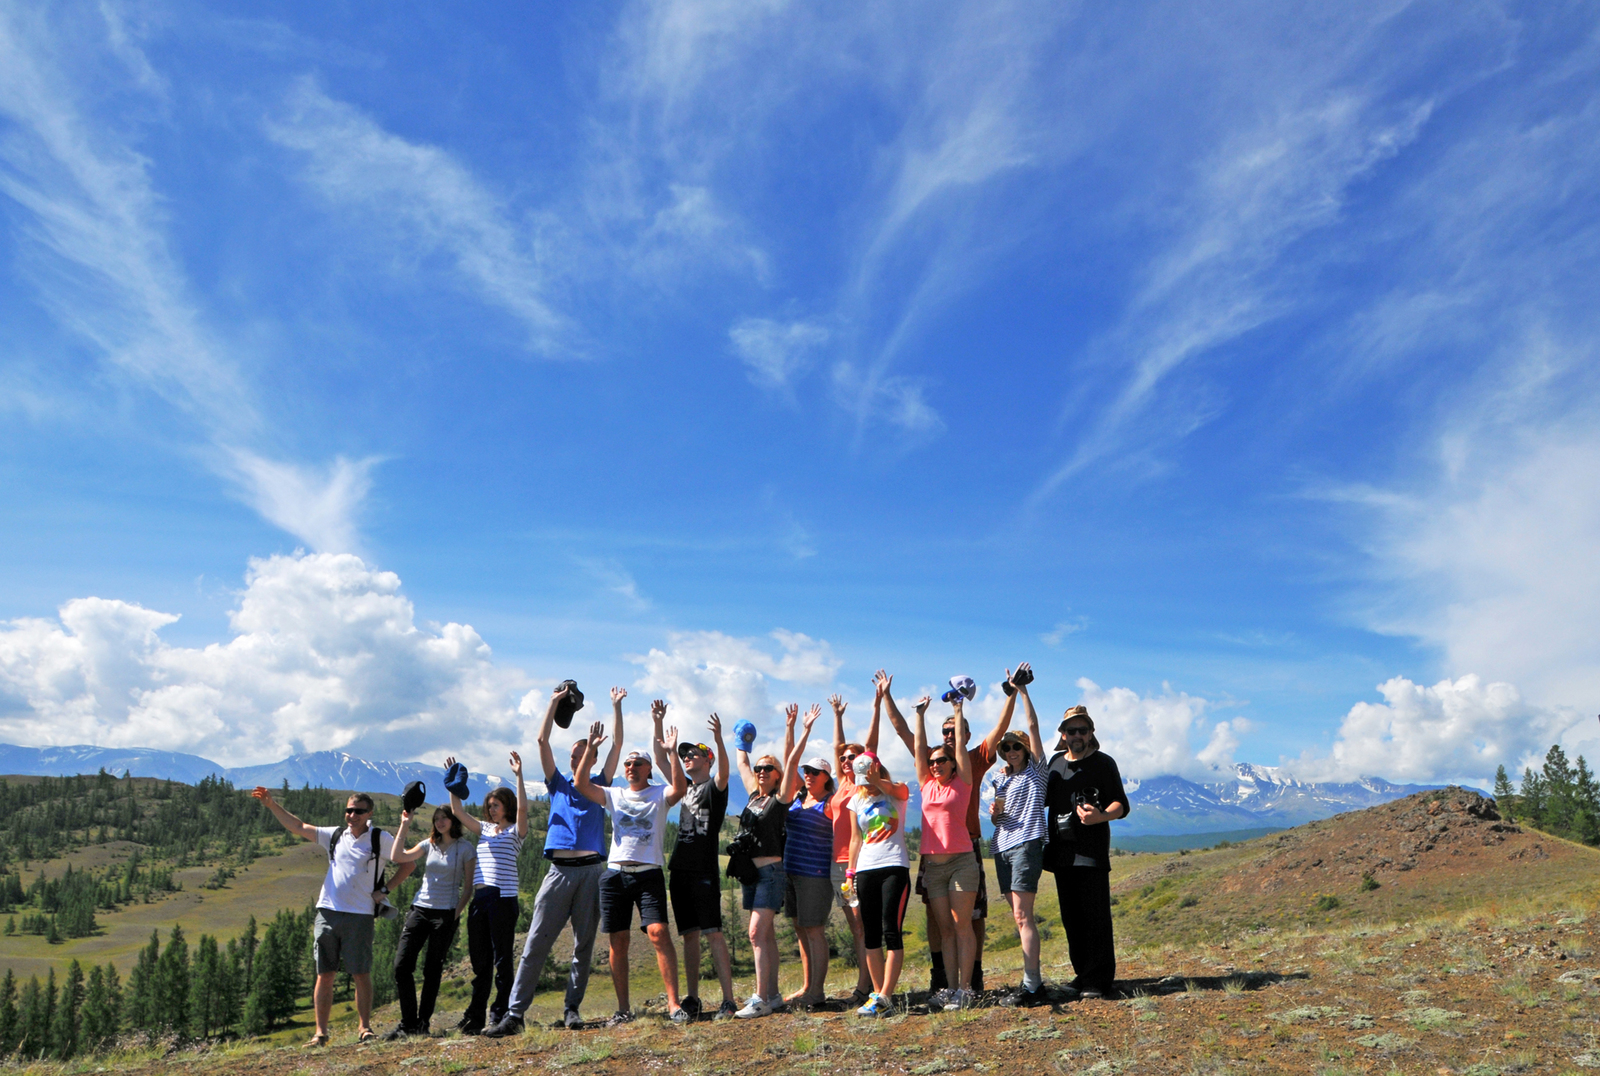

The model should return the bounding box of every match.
[1043,750,1128,872]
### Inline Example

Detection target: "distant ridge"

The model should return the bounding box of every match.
[1,743,1458,834]
[0,744,506,797]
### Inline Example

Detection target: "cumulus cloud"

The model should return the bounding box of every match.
[1290,674,1574,786]
[0,552,532,769]
[1072,678,1242,781]
[632,629,840,720]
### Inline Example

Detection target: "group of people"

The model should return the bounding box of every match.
[252,664,1129,1045]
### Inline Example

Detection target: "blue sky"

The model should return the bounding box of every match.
[1,1,1597,786]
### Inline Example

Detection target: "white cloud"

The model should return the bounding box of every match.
[1040,618,1087,647]
[0,552,533,770]
[1072,677,1240,781]
[729,318,829,390]
[1289,675,1573,785]
[265,77,573,354]
[831,362,945,435]
[224,451,378,555]
[631,628,841,720]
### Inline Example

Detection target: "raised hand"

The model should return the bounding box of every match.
[1009,662,1032,692]
[915,695,931,713]
[587,729,608,752]
[829,694,846,717]
[588,720,604,741]
[552,682,570,700]
[708,713,723,738]
[445,755,459,769]
[803,704,821,732]
[785,703,799,728]
[664,725,680,754]
[873,670,892,698]
[650,699,667,720]
[611,686,627,704]
[251,786,275,806]
[509,750,523,777]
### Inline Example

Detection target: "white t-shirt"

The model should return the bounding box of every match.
[314,825,395,914]
[851,787,910,872]
[603,784,669,868]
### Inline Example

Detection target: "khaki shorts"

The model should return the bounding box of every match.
[830,861,858,909]
[313,909,374,975]
[919,853,982,899]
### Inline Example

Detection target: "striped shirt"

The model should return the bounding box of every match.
[992,760,1049,852]
[473,823,523,890]
[784,797,834,879]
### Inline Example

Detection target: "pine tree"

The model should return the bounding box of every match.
[154,923,190,1037]
[1573,755,1600,845]
[1543,745,1579,836]
[0,968,17,1054]
[81,965,112,1053]
[1492,765,1516,821]
[124,928,160,1031]
[1520,766,1547,826]
[189,933,220,1039]
[17,975,45,1058]
[51,959,83,1059]
[241,915,258,986]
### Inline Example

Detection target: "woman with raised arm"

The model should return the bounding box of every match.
[385,806,476,1038]
[731,711,791,1018]
[915,693,978,1011]
[829,690,878,1005]
[446,751,528,1034]
[846,746,911,1018]
[780,703,834,1009]
[990,663,1051,1007]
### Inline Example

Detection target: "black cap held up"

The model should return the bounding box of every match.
[402,780,427,813]
[554,680,585,729]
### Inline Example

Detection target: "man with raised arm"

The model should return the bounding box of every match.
[485,684,625,1036]
[252,787,415,1046]
[880,668,1015,994]
[575,703,689,1025]
[662,712,736,1020]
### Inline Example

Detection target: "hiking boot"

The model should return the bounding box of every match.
[1000,986,1050,1008]
[483,1014,524,1038]
[382,1023,410,1042]
[1077,984,1108,1000]
[563,1009,582,1030]
[926,988,952,1011]
[715,999,738,1020]
[454,1016,484,1035]
[607,1010,635,1027]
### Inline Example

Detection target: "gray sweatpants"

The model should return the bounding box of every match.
[506,860,604,1017]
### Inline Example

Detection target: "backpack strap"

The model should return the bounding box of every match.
[328,824,348,862]
[370,827,387,893]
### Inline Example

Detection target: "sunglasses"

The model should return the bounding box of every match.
[1062,726,1091,737]
[1001,743,1028,753]
[801,767,826,777]
[679,743,711,757]
[841,753,859,763]
[930,756,957,767]
[623,759,651,768]
[753,764,779,774]
[344,807,371,815]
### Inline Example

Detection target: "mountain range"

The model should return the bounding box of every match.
[0,742,1461,836]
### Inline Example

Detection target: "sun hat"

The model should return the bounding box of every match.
[1058,705,1093,731]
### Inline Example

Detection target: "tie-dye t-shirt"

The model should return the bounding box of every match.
[851,783,910,871]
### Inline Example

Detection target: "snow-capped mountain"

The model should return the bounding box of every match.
[1119,764,1453,836]
[0,743,226,786]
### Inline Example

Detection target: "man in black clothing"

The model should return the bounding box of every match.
[1045,705,1128,999]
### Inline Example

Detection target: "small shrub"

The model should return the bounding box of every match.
[1360,873,1380,892]
[1314,894,1341,912]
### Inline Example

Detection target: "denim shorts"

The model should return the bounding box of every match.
[995,838,1046,894]
[741,861,785,911]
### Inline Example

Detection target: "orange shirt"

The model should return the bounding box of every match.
[828,774,857,863]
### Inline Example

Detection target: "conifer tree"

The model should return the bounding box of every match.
[1520,766,1547,824]
[81,965,113,1053]
[51,960,83,1059]
[17,975,45,1058]
[154,923,190,1037]
[0,968,17,1054]
[190,933,220,1038]
[1492,765,1516,821]
[124,928,160,1030]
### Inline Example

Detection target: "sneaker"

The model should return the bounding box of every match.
[681,995,702,1018]
[1000,986,1050,1008]
[733,993,773,1019]
[715,999,738,1020]
[926,988,952,1011]
[1077,985,1107,1000]
[943,988,974,1012]
[607,1010,635,1027]
[670,1006,691,1024]
[765,994,789,1014]
[454,1017,484,1035]
[483,1014,524,1038]
[562,1009,583,1030]
[856,991,893,1018]
[382,1023,410,1042]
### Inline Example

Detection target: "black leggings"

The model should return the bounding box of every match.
[393,905,459,1030]
[464,888,520,1025]
[857,865,911,951]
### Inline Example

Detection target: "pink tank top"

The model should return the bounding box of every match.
[919,777,974,855]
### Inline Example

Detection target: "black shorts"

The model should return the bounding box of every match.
[599,867,669,934]
[669,868,724,934]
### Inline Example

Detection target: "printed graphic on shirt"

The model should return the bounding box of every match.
[613,796,656,839]
[855,793,901,843]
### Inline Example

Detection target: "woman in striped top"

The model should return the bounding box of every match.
[779,702,835,1009]
[988,664,1050,1006]
[446,751,528,1033]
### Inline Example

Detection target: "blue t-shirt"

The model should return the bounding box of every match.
[544,770,612,858]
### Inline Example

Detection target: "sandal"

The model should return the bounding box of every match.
[304,1033,330,1049]
[358,1027,377,1044]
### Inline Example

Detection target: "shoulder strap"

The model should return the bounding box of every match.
[328,824,347,861]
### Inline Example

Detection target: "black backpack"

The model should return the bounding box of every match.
[329,824,388,897]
